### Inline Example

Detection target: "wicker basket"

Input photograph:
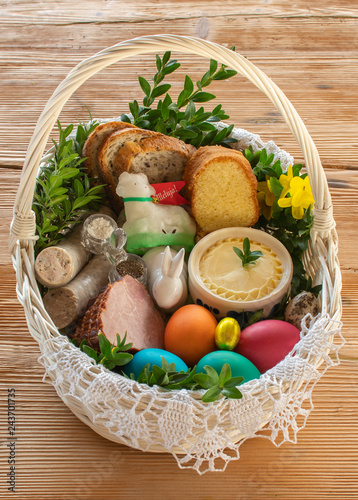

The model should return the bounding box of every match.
[9,35,343,473]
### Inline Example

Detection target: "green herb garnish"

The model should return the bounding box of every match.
[121,50,238,148]
[32,119,105,255]
[125,358,243,403]
[71,332,133,371]
[233,237,263,267]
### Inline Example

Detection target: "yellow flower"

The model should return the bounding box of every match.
[278,174,314,219]
[278,164,294,199]
[257,179,276,220]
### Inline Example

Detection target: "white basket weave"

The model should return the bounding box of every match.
[9,35,344,473]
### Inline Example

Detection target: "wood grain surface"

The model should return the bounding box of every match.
[1,1,357,499]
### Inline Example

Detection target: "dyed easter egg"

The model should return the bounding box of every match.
[164,304,217,367]
[122,348,188,379]
[215,317,241,350]
[235,319,301,374]
[196,351,260,384]
[284,291,319,330]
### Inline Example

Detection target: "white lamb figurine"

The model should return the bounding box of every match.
[116,172,196,254]
[142,246,188,312]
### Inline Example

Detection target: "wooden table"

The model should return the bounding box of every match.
[1,2,357,498]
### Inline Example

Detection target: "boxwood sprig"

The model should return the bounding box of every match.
[121,50,238,148]
[233,237,263,267]
[124,358,244,403]
[71,335,244,402]
[32,119,105,255]
[71,332,133,371]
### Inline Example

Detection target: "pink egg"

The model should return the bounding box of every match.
[235,319,301,373]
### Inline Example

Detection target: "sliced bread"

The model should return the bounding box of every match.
[98,127,161,212]
[183,145,259,236]
[82,121,136,181]
[115,134,196,184]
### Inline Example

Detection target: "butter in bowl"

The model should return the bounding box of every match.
[188,227,293,319]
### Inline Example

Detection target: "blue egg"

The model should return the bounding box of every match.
[196,351,260,385]
[122,348,188,379]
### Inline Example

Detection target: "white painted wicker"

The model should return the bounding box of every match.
[9,35,343,473]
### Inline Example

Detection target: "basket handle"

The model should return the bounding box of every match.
[9,34,332,253]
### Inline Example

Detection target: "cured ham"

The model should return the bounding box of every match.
[74,275,165,352]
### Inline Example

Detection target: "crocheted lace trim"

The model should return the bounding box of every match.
[38,314,343,474]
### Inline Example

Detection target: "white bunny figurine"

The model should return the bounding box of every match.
[142,246,188,312]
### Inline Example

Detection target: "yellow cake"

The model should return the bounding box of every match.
[182,146,259,236]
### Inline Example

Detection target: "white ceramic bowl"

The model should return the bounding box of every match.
[188,227,293,320]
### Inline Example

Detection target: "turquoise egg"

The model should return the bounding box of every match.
[122,348,188,379]
[196,351,260,385]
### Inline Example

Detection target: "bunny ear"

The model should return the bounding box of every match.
[170,248,185,279]
[161,246,172,276]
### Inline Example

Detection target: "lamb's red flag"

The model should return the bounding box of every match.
[150,181,189,205]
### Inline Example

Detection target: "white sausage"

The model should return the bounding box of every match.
[43,254,111,329]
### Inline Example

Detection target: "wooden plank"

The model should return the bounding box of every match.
[1,17,358,168]
[1,0,358,25]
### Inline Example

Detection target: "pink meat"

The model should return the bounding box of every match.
[75,275,165,352]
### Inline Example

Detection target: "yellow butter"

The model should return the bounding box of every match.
[199,237,283,302]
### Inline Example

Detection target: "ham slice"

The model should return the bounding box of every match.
[74,275,165,352]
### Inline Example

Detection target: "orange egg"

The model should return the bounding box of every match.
[164,304,217,367]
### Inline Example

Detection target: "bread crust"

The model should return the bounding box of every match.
[116,134,195,183]
[182,145,259,234]
[98,127,160,212]
[82,121,136,181]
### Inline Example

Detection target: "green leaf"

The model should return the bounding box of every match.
[163,61,181,75]
[221,387,243,399]
[261,167,279,178]
[138,76,151,97]
[58,167,80,179]
[120,114,132,124]
[73,178,84,197]
[270,177,283,197]
[82,345,98,362]
[193,373,216,389]
[177,88,191,108]
[157,372,170,386]
[223,376,244,388]
[58,156,79,170]
[192,92,216,103]
[160,356,172,373]
[218,363,232,387]
[151,83,171,99]
[162,51,171,66]
[203,365,219,384]
[98,332,112,357]
[234,238,263,267]
[201,385,222,403]
[233,246,244,259]
[209,59,218,75]
[49,174,63,189]
[184,75,194,95]
[196,122,216,132]
[111,353,133,366]
[152,365,166,381]
[174,129,198,140]
[201,129,218,146]
[184,100,196,121]
[71,196,95,211]
[247,309,264,325]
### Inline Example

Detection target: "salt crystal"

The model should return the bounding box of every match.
[87,217,114,240]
